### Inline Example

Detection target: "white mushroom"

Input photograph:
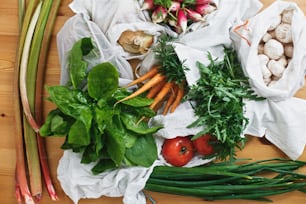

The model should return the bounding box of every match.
[282,9,293,24]
[262,33,272,43]
[258,54,269,66]
[268,30,276,39]
[278,55,288,67]
[275,23,292,43]
[264,39,284,60]
[284,43,294,58]
[261,64,272,79]
[268,15,282,31]
[267,60,286,77]
[258,43,265,54]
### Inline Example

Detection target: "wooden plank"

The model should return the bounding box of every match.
[0,0,306,203]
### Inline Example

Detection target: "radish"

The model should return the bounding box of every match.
[140,0,154,10]
[195,3,216,15]
[152,6,167,24]
[176,9,187,33]
[168,1,181,12]
[185,9,203,22]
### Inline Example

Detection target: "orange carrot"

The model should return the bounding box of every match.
[162,84,178,115]
[117,73,166,104]
[170,85,185,113]
[146,78,166,99]
[126,66,160,87]
[150,82,173,110]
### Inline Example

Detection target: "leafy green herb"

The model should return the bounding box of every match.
[153,0,173,8]
[152,35,188,85]
[187,48,263,160]
[40,38,162,174]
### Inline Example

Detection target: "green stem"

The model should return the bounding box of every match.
[21,1,43,199]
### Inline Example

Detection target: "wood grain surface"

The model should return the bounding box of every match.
[1,0,306,203]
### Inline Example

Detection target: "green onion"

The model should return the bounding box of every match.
[146,158,306,202]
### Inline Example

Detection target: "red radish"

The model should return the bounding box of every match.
[185,9,203,22]
[152,6,168,24]
[176,9,187,33]
[141,0,154,10]
[195,3,217,15]
[168,1,181,12]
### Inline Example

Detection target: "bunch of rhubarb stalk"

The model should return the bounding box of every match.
[141,0,217,33]
[14,0,61,203]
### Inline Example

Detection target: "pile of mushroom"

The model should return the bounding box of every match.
[258,8,294,86]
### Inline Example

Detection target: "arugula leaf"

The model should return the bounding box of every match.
[187,48,264,160]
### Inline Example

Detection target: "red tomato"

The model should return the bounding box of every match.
[192,134,215,156]
[161,136,194,167]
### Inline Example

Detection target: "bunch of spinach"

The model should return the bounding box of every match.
[40,37,162,174]
[187,48,263,160]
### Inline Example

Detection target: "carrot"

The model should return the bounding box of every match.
[150,82,173,110]
[146,78,166,99]
[117,73,166,104]
[126,66,160,87]
[170,85,185,113]
[162,84,178,115]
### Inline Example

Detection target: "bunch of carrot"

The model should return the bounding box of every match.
[141,0,217,33]
[119,65,186,115]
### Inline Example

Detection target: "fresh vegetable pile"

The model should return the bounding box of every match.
[39,38,162,174]
[121,35,188,115]
[146,158,306,202]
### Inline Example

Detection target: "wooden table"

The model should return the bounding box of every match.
[1,0,306,203]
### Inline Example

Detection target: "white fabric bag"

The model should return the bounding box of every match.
[231,1,306,159]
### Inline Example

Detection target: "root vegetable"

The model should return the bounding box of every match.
[118,30,154,54]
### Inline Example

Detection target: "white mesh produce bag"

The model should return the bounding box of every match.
[230,1,306,160]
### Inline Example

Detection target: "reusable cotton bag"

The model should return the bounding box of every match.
[231,1,306,160]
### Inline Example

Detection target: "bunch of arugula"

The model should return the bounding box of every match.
[39,38,162,174]
[187,48,263,160]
